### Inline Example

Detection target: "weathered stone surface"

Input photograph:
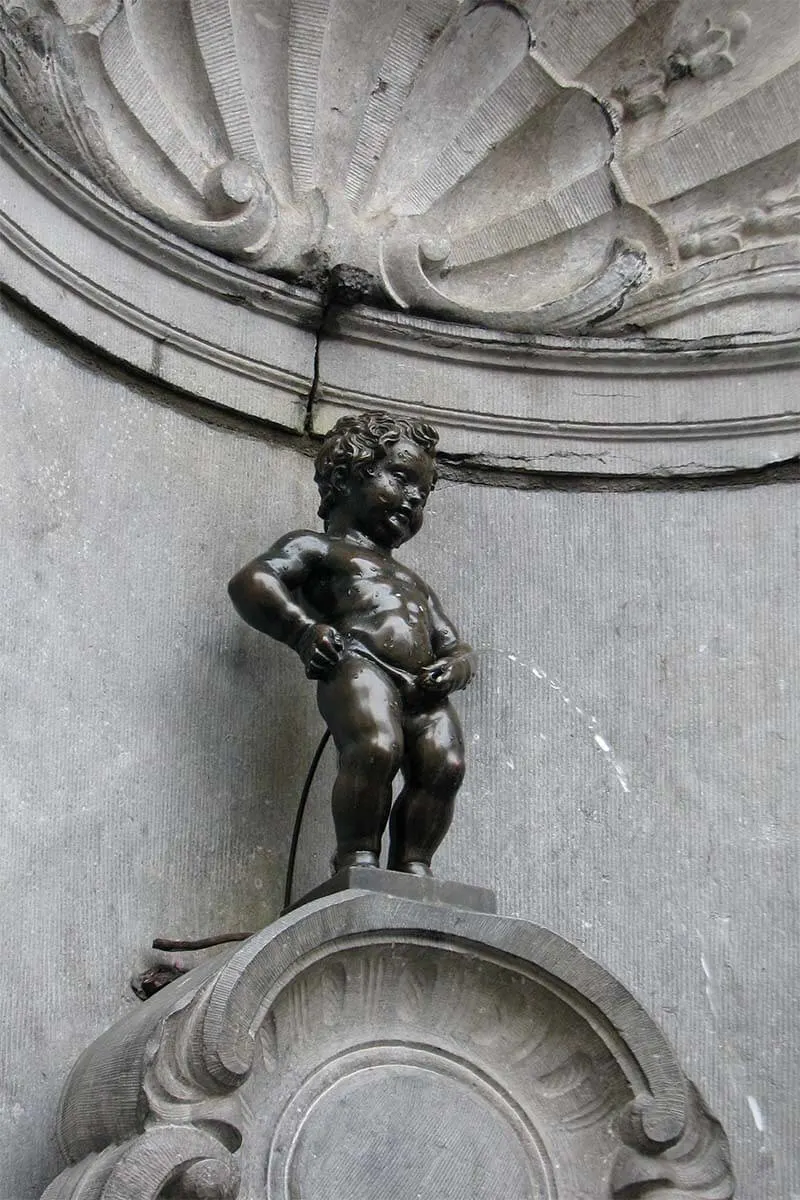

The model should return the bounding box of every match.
[314,306,800,475]
[289,864,497,914]
[1,299,798,1196]
[3,102,800,478]
[0,3,797,1196]
[43,887,733,1199]
[0,101,319,430]
[2,0,799,339]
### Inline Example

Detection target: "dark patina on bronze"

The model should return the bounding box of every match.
[228,412,474,877]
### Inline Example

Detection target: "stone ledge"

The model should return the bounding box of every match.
[288,865,497,914]
[3,107,800,476]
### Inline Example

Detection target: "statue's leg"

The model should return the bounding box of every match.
[388,701,465,874]
[317,657,403,869]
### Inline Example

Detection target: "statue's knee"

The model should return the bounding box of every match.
[438,749,466,792]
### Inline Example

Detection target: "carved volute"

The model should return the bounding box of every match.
[1,0,798,335]
[1,0,799,476]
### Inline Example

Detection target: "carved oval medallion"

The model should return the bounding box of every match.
[270,1054,550,1200]
[45,889,734,1199]
[237,940,628,1196]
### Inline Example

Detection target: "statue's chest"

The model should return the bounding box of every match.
[308,553,422,611]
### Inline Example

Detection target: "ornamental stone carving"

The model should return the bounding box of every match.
[41,887,735,1199]
[1,0,798,336]
[1,0,799,475]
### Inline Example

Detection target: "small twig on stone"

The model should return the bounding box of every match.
[152,932,253,952]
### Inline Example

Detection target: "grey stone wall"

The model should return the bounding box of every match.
[1,297,797,1198]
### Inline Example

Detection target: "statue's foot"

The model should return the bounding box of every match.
[397,860,433,877]
[334,850,379,872]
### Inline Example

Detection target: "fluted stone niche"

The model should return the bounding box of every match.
[1,1,797,1196]
[3,0,799,336]
[41,885,734,1199]
[1,0,799,474]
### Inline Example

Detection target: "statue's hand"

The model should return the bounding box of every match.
[419,654,473,696]
[296,624,343,679]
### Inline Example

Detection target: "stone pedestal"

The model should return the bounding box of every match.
[43,879,733,1199]
[288,864,497,914]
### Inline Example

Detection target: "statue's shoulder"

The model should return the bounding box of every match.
[265,528,331,558]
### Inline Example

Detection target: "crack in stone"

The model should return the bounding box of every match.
[5,283,800,494]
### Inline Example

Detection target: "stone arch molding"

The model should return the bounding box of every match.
[3,0,800,334]
[42,890,735,1199]
[1,0,799,474]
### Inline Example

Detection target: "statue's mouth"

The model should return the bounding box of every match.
[387,511,411,531]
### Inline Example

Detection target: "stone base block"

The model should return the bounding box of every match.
[288,865,497,914]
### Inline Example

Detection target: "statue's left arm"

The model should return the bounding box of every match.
[419,586,475,696]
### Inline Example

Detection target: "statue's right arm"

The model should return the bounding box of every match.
[227,533,324,651]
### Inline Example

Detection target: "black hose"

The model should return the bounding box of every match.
[282,729,331,911]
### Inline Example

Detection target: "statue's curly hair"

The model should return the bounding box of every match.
[314,411,439,522]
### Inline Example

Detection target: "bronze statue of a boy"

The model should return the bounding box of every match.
[228,411,474,877]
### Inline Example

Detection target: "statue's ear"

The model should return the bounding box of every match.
[329,463,353,499]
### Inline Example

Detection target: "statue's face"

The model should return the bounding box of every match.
[349,440,435,548]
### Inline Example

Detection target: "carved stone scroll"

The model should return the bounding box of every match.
[42,885,735,1199]
[2,0,798,336]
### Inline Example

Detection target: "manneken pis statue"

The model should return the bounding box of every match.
[228,411,474,877]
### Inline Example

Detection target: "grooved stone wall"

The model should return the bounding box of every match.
[1,298,798,1199]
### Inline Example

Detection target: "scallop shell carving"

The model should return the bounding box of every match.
[1,0,798,334]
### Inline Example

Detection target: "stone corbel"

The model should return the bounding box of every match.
[42,882,735,1199]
